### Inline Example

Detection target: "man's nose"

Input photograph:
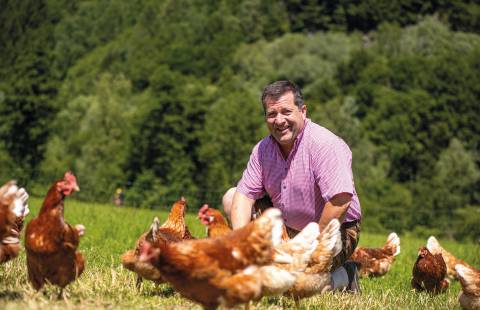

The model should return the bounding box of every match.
[274,114,286,124]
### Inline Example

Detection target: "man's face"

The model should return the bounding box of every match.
[265,91,306,154]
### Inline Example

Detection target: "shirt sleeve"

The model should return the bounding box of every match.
[236,142,265,200]
[312,137,354,203]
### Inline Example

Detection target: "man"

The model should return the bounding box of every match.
[200,80,361,293]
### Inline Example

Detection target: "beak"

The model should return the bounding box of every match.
[74,185,80,192]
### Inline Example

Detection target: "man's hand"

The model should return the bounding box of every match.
[197,204,210,225]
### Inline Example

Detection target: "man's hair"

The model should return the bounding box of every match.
[261,80,304,112]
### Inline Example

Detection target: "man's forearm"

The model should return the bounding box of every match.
[318,193,351,231]
[230,191,255,229]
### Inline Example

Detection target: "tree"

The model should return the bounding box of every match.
[125,66,213,207]
[0,0,64,181]
[197,82,265,206]
[429,139,480,238]
[41,73,135,201]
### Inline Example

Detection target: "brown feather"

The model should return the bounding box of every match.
[25,172,83,290]
[138,209,282,309]
[456,264,480,310]
[411,247,449,294]
[120,197,195,286]
[350,232,400,277]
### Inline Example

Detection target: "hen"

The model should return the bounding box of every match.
[198,205,326,302]
[456,264,480,310]
[199,206,342,302]
[139,208,289,310]
[411,246,449,294]
[0,181,29,263]
[198,206,232,238]
[199,204,291,242]
[349,232,400,277]
[427,236,475,281]
[121,197,194,287]
[25,172,84,294]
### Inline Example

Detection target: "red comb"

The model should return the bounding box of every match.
[64,171,77,181]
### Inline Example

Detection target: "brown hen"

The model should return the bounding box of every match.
[0,181,29,263]
[427,236,476,281]
[138,208,286,310]
[198,206,232,238]
[349,232,400,277]
[25,172,84,294]
[411,246,449,294]
[198,206,327,305]
[121,197,195,287]
[456,264,480,310]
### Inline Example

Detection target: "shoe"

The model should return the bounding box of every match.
[344,261,361,294]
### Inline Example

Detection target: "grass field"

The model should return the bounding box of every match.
[0,196,479,309]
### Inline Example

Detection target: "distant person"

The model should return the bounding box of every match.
[199,80,362,293]
[114,188,125,206]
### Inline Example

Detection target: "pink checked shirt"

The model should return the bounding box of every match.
[237,119,361,231]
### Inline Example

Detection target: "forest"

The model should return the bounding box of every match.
[0,0,479,240]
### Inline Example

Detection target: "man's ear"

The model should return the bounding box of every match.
[301,104,307,119]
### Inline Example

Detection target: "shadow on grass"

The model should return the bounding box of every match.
[142,285,176,298]
[0,290,23,301]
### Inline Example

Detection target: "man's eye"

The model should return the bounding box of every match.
[267,113,276,118]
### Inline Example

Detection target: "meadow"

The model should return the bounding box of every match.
[0,196,478,309]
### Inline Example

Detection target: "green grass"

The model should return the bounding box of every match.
[1,197,479,309]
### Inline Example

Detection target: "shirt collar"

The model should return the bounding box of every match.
[270,118,310,160]
[293,118,309,150]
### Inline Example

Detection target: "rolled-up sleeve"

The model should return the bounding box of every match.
[236,142,265,200]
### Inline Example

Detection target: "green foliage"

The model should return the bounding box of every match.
[1,1,479,239]
[41,73,135,201]
[0,0,64,180]
[429,139,480,238]
[53,0,142,75]
[125,69,214,208]
[197,85,264,200]
[283,0,480,33]
[454,206,480,241]
[231,31,361,109]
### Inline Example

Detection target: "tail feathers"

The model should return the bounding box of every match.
[288,222,320,267]
[0,181,16,206]
[320,219,342,257]
[427,236,442,255]
[0,180,15,198]
[258,265,296,295]
[455,264,480,294]
[307,219,341,273]
[292,222,320,245]
[384,232,400,256]
[0,181,29,218]
[146,217,160,242]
